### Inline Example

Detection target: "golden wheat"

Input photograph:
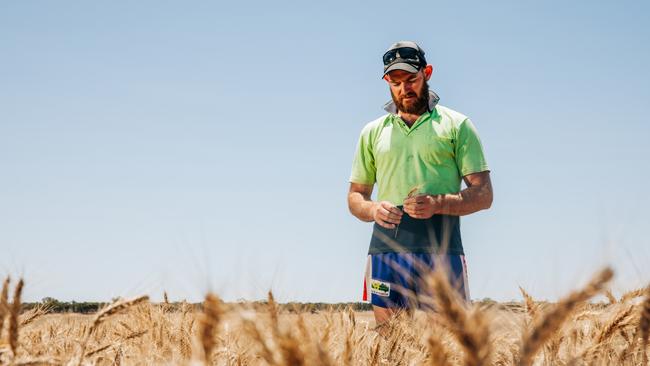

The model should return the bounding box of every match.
[1,268,649,365]
[0,276,10,337]
[518,267,613,366]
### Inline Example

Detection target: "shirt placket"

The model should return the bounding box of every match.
[396,113,429,136]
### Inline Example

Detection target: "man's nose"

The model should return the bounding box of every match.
[401,83,413,95]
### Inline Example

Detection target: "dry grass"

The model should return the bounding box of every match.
[0,269,649,365]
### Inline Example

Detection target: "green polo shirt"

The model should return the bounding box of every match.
[349,102,489,205]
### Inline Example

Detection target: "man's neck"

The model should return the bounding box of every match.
[398,110,426,127]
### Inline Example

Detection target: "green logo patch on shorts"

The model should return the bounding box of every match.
[370,279,390,297]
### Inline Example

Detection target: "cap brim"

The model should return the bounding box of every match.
[382,62,420,78]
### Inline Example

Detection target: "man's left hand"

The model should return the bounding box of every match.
[403,194,438,219]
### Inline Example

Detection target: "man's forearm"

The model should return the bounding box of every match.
[348,192,377,222]
[431,184,493,216]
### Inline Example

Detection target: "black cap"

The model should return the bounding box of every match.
[382,41,427,77]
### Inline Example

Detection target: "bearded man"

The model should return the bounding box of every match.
[347,41,493,326]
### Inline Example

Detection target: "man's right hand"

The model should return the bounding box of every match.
[372,201,403,229]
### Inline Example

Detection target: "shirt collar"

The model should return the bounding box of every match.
[382,90,440,115]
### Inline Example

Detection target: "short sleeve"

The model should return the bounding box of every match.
[454,118,490,176]
[349,128,377,185]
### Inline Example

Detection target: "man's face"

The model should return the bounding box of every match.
[385,68,431,114]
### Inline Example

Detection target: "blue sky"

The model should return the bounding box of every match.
[1,0,649,303]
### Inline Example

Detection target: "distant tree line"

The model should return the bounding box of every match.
[22,297,108,313]
[22,297,592,315]
[21,297,375,314]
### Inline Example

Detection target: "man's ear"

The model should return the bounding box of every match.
[423,65,433,80]
[383,74,390,82]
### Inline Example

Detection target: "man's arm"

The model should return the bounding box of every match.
[348,183,403,229]
[403,171,493,218]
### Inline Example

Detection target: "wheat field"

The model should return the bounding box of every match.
[0,267,649,365]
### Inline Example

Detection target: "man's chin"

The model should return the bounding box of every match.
[400,101,419,113]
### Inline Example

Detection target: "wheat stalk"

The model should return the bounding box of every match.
[518,286,537,321]
[199,293,222,364]
[395,184,424,238]
[604,289,617,304]
[8,278,24,359]
[583,305,635,363]
[0,276,10,337]
[178,301,191,359]
[426,329,451,366]
[620,287,648,303]
[242,317,277,365]
[75,295,149,366]
[639,285,650,365]
[20,304,51,327]
[367,334,381,365]
[342,320,354,366]
[426,269,491,366]
[596,305,634,344]
[267,291,279,335]
[518,267,613,366]
[84,329,147,358]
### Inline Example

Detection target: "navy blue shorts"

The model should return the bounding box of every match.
[362,253,470,309]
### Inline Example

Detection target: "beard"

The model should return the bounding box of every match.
[391,81,430,115]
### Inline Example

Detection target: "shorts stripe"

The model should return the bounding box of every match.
[362,255,372,302]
